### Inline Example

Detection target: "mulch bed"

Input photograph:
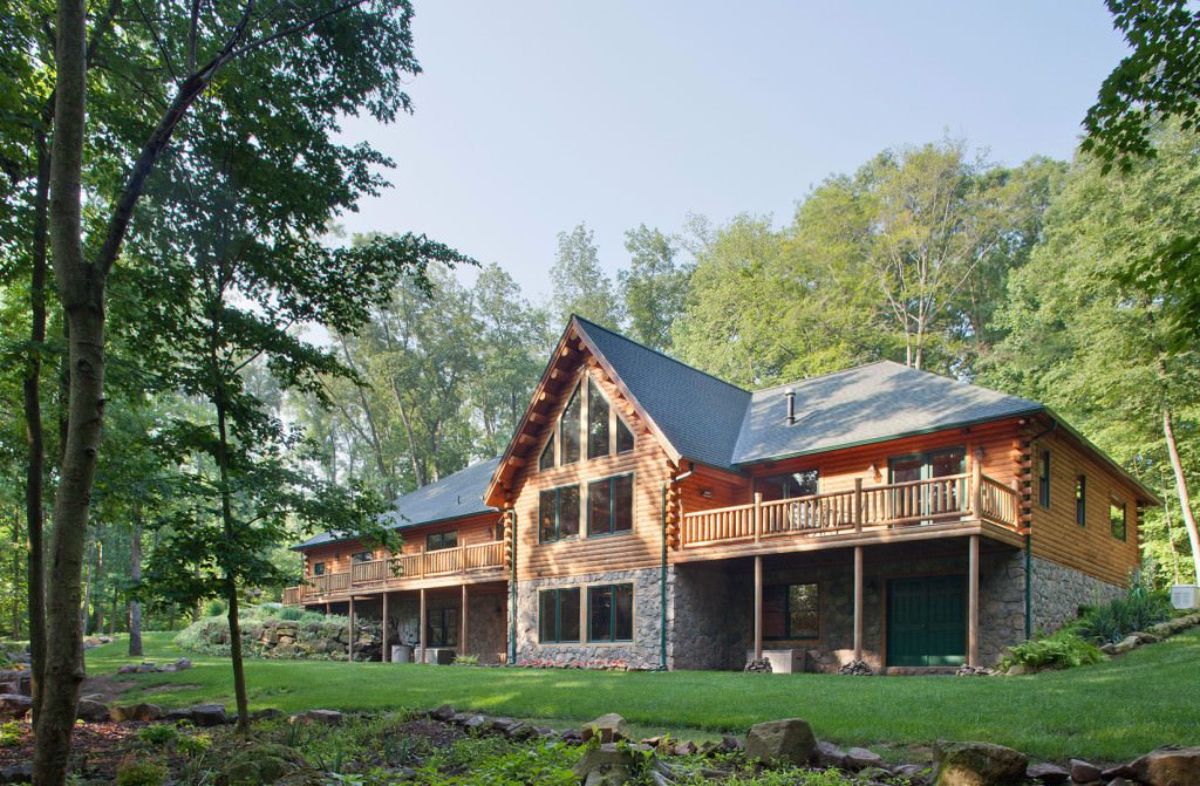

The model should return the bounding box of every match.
[0,721,142,781]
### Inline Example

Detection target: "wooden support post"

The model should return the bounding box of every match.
[971,450,984,518]
[419,587,427,664]
[382,592,390,663]
[853,546,864,663]
[348,596,355,663]
[968,535,980,668]
[853,478,863,533]
[753,555,763,660]
[753,492,763,542]
[460,584,469,659]
[324,601,330,615]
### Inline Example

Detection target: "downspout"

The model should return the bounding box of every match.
[509,509,518,665]
[659,484,668,671]
[1026,419,1059,639]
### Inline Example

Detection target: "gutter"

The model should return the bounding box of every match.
[659,484,668,671]
[509,509,518,666]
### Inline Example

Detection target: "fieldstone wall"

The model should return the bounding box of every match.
[466,589,508,664]
[1030,554,1125,635]
[668,563,751,670]
[515,567,664,669]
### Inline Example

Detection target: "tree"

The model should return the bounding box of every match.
[619,225,691,352]
[988,127,1200,584]
[37,0,429,780]
[550,223,623,329]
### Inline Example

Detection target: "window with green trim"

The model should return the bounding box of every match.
[763,583,819,640]
[588,584,633,642]
[616,415,634,453]
[539,485,580,542]
[427,606,458,647]
[539,437,556,471]
[1075,475,1086,526]
[587,379,610,459]
[426,531,458,551]
[1109,497,1127,541]
[539,588,580,643]
[312,561,326,576]
[588,475,633,536]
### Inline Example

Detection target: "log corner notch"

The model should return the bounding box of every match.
[665,463,682,550]
[501,508,515,569]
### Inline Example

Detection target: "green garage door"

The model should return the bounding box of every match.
[886,575,966,667]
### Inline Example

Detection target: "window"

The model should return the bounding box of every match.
[758,470,819,501]
[426,531,458,551]
[616,415,635,454]
[538,588,580,643]
[539,437,556,471]
[1038,451,1051,508]
[539,485,580,542]
[312,561,326,576]
[588,584,633,642]
[1110,498,1127,541]
[587,379,610,459]
[427,606,458,647]
[588,475,634,536]
[494,522,506,541]
[561,386,581,464]
[351,551,374,563]
[763,583,819,640]
[1075,476,1087,526]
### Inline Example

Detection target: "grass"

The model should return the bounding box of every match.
[87,630,1200,762]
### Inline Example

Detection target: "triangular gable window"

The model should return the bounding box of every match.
[616,414,634,454]
[539,436,556,471]
[561,385,582,465]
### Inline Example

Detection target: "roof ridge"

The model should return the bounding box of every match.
[572,314,752,396]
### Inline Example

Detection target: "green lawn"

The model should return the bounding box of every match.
[87,630,1200,763]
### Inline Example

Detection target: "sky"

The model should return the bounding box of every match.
[336,0,1132,301]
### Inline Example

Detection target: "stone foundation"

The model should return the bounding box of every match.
[1030,555,1125,635]
[515,567,665,669]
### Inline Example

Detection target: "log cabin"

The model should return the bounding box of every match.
[287,315,1157,673]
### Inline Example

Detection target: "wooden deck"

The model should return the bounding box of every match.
[284,541,506,605]
[676,469,1023,562]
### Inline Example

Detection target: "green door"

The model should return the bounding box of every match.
[886,576,966,667]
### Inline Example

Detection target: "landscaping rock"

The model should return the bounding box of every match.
[859,766,894,782]
[745,718,817,766]
[572,743,652,786]
[744,658,773,673]
[0,694,31,719]
[1102,765,1136,781]
[217,742,308,785]
[109,702,163,722]
[1071,760,1103,784]
[76,698,110,723]
[165,708,195,723]
[117,664,139,675]
[845,746,885,770]
[463,714,488,731]
[581,713,631,744]
[816,740,848,768]
[933,741,1027,786]
[839,659,874,676]
[895,764,931,783]
[189,703,228,727]
[288,709,343,725]
[430,704,455,721]
[1110,635,1141,655]
[956,665,995,677]
[0,762,31,784]
[1027,763,1070,784]
[673,740,698,756]
[1128,746,1200,786]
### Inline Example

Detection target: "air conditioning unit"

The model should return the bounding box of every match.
[1170,584,1198,610]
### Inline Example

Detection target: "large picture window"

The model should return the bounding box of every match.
[539,588,580,643]
[427,606,458,647]
[539,485,580,543]
[763,583,819,640]
[1110,497,1127,541]
[588,475,634,536]
[561,386,582,465]
[587,379,610,459]
[426,531,458,551]
[588,584,633,642]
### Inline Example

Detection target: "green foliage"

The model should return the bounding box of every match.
[0,721,21,747]
[115,759,168,786]
[173,606,347,658]
[1074,585,1175,645]
[619,224,691,352]
[453,654,479,666]
[204,599,226,618]
[135,724,178,747]
[175,732,212,758]
[998,630,1106,672]
[550,223,624,329]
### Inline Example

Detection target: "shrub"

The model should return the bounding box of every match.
[136,724,178,746]
[277,606,305,621]
[203,598,226,618]
[999,630,1105,672]
[0,721,21,747]
[176,732,212,757]
[116,759,168,786]
[1074,585,1173,644]
[453,653,479,666]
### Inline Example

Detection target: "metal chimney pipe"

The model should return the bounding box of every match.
[785,389,796,425]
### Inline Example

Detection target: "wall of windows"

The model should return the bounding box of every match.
[538,588,580,643]
[588,475,634,536]
[538,374,635,474]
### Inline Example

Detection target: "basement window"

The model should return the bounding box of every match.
[763,583,819,640]
[588,584,633,642]
[539,588,581,643]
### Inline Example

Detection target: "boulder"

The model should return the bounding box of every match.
[816,740,848,768]
[463,714,488,731]
[430,704,455,721]
[117,664,139,675]
[189,703,228,727]
[581,713,631,744]
[76,699,110,723]
[1128,746,1200,786]
[572,743,652,786]
[1026,763,1070,784]
[745,718,817,766]
[288,709,343,725]
[109,702,163,723]
[0,694,31,719]
[672,740,698,756]
[845,746,885,770]
[1070,760,1103,783]
[895,764,931,783]
[1110,635,1140,655]
[933,741,1027,786]
[0,762,32,784]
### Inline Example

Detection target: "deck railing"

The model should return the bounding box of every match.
[288,540,507,602]
[681,471,1019,549]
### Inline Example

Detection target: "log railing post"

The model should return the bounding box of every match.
[853,478,863,533]
[971,453,984,518]
[753,492,762,542]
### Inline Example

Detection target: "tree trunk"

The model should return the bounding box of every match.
[1163,405,1200,582]
[128,515,142,657]
[215,397,250,734]
[11,512,21,640]
[24,129,50,723]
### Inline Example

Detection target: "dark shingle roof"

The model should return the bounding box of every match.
[293,457,500,550]
[576,317,751,469]
[732,361,1043,464]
